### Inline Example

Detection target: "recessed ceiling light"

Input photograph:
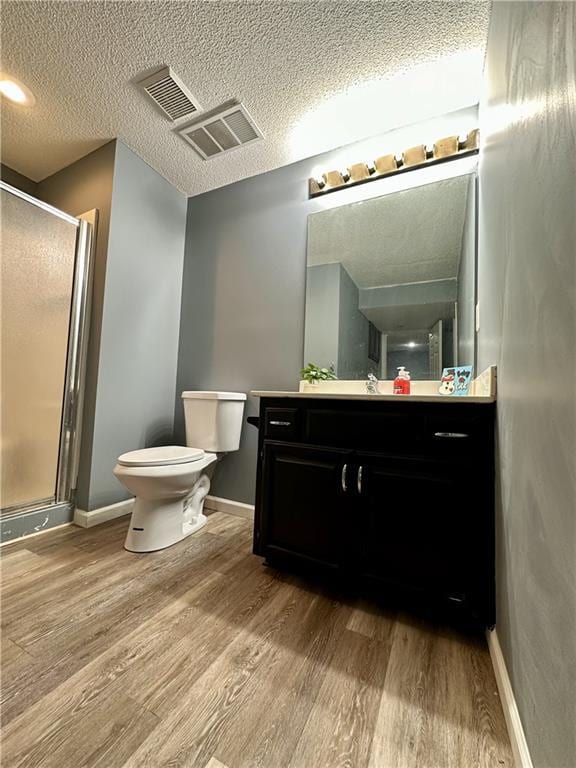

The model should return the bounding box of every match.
[0,74,35,106]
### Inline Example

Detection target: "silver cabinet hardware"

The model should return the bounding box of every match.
[341,464,348,492]
[357,465,363,494]
[269,420,291,426]
[434,432,469,438]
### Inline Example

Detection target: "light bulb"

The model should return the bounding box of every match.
[0,75,35,106]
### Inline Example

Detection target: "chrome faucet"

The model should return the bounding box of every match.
[366,373,380,394]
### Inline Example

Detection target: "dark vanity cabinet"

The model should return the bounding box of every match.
[253,396,495,627]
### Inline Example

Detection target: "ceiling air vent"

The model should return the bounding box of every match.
[138,66,201,122]
[178,101,263,159]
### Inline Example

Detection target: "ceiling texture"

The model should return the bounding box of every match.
[308,175,471,287]
[1,1,490,197]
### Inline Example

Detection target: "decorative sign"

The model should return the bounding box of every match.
[439,366,474,397]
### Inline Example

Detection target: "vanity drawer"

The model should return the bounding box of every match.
[260,400,493,458]
[424,412,491,456]
[264,408,299,440]
[305,408,425,452]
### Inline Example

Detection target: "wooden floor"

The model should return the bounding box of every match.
[0,513,513,768]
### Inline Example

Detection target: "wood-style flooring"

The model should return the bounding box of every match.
[0,513,513,768]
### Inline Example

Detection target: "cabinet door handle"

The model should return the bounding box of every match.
[434,431,469,439]
[341,464,348,493]
[357,466,363,494]
[269,420,291,426]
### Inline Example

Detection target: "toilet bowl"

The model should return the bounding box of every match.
[113,391,246,553]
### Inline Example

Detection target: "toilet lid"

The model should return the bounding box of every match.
[117,446,205,467]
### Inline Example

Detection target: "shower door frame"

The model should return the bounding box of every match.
[0,181,96,518]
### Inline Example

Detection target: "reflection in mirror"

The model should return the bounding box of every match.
[305,173,476,380]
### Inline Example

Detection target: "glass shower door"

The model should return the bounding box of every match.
[1,187,79,512]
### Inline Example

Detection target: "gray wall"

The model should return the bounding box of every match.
[338,265,370,379]
[478,3,576,767]
[37,142,117,509]
[304,262,370,378]
[304,263,340,370]
[0,163,38,196]
[359,278,457,310]
[387,349,429,380]
[39,141,187,510]
[176,107,479,505]
[88,142,187,509]
[457,175,476,366]
[175,159,308,504]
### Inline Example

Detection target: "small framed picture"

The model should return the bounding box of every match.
[439,366,473,396]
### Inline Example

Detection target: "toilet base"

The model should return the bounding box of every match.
[124,474,211,553]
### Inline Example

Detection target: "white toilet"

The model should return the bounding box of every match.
[113,391,246,553]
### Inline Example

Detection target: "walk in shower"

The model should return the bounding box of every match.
[0,181,94,537]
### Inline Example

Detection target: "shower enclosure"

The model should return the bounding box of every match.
[0,181,94,532]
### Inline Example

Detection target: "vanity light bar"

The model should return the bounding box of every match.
[308,129,479,198]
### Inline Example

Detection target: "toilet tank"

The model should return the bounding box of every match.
[181,391,246,453]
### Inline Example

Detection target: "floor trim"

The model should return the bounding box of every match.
[204,495,255,520]
[74,499,134,528]
[74,495,254,528]
[486,629,533,768]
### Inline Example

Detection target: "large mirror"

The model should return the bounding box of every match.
[305,173,477,380]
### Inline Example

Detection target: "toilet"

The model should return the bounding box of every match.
[113,391,246,553]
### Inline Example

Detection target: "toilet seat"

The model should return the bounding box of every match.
[117,446,205,467]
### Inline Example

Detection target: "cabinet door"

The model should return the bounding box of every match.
[355,455,476,597]
[259,442,351,570]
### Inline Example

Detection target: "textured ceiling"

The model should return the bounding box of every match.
[0,1,490,196]
[308,175,471,287]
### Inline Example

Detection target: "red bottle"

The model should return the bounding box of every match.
[393,366,411,395]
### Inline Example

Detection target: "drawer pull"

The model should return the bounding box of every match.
[269,420,291,426]
[357,465,363,494]
[341,464,348,493]
[434,431,469,439]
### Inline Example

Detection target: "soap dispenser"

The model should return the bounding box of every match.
[394,366,411,395]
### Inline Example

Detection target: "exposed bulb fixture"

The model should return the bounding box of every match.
[0,74,35,106]
[407,341,416,348]
[308,129,479,198]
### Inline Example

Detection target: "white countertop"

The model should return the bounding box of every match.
[250,391,496,404]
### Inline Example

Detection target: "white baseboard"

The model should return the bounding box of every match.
[74,499,134,528]
[486,629,533,768]
[74,495,253,529]
[204,495,255,521]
